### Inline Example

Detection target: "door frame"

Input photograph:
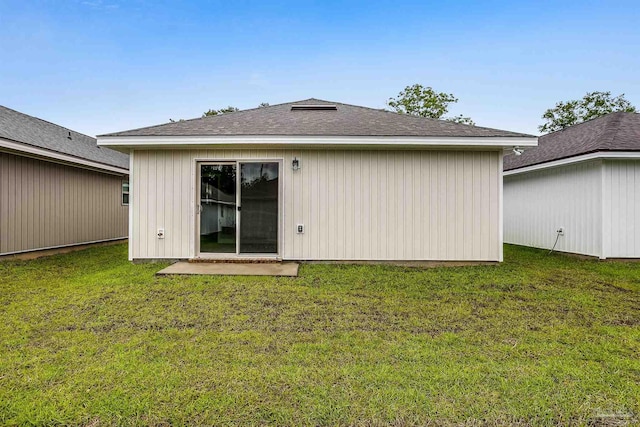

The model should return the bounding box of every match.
[195,158,283,259]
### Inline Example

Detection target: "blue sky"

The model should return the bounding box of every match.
[1,0,639,136]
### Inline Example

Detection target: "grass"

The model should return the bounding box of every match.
[200,231,236,253]
[0,244,639,426]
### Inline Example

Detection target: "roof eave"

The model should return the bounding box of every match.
[504,150,640,176]
[97,134,538,150]
[0,137,129,175]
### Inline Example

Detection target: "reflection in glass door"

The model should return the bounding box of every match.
[239,162,279,254]
[199,164,236,253]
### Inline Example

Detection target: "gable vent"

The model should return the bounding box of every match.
[291,104,337,111]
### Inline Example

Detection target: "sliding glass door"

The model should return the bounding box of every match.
[198,161,279,256]
[199,163,237,253]
[239,162,279,253]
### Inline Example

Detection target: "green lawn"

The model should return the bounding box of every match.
[1,245,639,426]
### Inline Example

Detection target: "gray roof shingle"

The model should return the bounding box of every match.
[504,112,640,171]
[0,105,129,170]
[100,98,533,139]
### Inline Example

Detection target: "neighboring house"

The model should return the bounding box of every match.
[504,112,640,259]
[0,106,129,256]
[97,99,536,262]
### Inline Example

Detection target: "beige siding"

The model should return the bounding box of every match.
[131,149,501,261]
[603,160,640,258]
[504,161,603,257]
[0,151,128,255]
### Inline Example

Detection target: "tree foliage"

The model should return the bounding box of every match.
[387,84,475,125]
[539,91,637,133]
[448,115,475,125]
[203,106,240,117]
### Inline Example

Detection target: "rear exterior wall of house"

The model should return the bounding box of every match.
[0,151,129,255]
[130,149,503,261]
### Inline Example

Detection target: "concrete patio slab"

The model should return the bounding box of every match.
[156,261,299,276]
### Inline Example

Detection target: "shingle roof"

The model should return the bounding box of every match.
[100,98,533,139]
[504,112,640,171]
[0,105,129,170]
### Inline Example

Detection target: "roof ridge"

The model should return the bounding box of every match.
[601,112,625,149]
[0,105,97,140]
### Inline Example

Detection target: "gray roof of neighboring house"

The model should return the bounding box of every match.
[504,112,640,171]
[0,105,129,170]
[100,98,533,139]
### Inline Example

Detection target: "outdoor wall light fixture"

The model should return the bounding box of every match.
[292,157,300,170]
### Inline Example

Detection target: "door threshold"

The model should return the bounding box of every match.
[190,256,282,264]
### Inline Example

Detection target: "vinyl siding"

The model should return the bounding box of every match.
[131,149,502,261]
[0,151,128,255]
[603,159,640,258]
[504,160,603,257]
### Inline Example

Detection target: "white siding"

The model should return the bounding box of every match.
[504,161,603,257]
[131,149,502,261]
[603,160,640,258]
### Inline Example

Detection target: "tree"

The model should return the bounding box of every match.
[387,84,474,125]
[173,103,269,121]
[203,106,240,117]
[539,91,637,133]
[448,115,475,125]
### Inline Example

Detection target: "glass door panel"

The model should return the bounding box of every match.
[239,162,279,254]
[199,164,236,253]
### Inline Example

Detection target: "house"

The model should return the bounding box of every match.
[504,112,640,259]
[0,106,129,256]
[97,99,537,262]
